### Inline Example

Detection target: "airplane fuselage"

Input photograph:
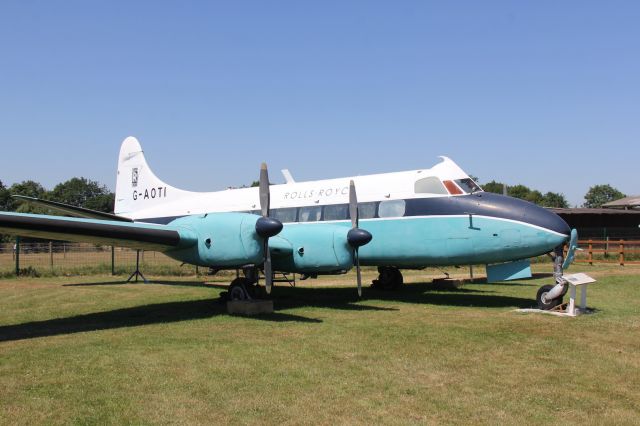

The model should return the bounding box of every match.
[114,146,570,274]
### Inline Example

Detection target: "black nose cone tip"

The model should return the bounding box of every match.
[549,211,571,237]
[526,204,571,237]
[348,228,373,248]
[256,217,283,238]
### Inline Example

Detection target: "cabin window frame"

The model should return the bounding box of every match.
[378,200,406,218]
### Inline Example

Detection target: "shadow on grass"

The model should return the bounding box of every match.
[270,281,536,311]
[63,280,215,288]
[0,299,322,342]
[3,278,540,342]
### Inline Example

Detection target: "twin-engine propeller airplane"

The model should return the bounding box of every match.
[0,137,578,309]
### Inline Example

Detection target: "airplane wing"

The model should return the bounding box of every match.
[12,195,133,222]
[0,212,195,251]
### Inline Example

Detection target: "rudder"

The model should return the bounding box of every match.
[114,137,187,216]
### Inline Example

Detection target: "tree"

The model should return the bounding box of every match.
[0,181,12,242]
[49,177,114,212]
[9,180,48,213]
[506,184,531,200]
[583,184,626,208]
[541,192,569,208]
[479,180,568,208]
[0,180,11,212]
[482,180,507,194]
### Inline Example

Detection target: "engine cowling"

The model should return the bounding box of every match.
[165,213,265,267]
[271,224,354,274]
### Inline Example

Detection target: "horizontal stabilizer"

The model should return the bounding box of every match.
[12,195,133,222]
[0,212,196,251]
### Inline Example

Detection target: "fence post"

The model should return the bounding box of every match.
[49,241,53,272]
[619,240,624,266]
[111,246,115,275]
[15,236,20,276]
[588,239,593,265]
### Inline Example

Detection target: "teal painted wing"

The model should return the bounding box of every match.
[0,212,195,251]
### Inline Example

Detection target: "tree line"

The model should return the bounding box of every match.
[479,180,626,209]
[0,178,114,242]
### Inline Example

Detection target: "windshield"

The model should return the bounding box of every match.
[454,178,482,194]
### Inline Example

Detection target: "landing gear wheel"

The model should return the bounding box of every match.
[372,267,403,290]
[536,284,562,310]
[228,277,252,301]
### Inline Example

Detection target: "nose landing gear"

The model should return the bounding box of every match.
[536,245,569,310]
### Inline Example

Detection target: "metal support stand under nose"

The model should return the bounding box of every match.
[127,249,148,283]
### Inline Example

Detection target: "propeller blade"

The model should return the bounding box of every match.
[256,162,280,295]
[264,241,272,294]
[355,248,362,297]
[349,180,358,229]
[259,163,270,217]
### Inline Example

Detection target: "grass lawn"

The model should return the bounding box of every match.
[0,265,639,425]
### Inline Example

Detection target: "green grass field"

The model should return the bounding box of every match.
[0,266,639,425]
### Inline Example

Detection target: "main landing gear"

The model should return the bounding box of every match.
[227,267,265,301]
[371,266,403,290]
[536,245,569,310]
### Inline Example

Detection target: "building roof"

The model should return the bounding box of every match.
[550,208,640,228]
[602,195,640,209]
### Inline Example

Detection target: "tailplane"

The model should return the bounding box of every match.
[114,137,189,216]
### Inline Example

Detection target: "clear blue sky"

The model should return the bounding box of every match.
[1,1,638,207]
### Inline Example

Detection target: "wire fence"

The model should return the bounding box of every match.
[0,241,205,278]
[2,237,639,278]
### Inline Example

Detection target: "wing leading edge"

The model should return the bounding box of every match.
[0,212,196,251]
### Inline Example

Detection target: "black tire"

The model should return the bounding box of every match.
[390,268,403,289]
[375,267,403,290]
[229,277,250,301]
[536,284,562,310]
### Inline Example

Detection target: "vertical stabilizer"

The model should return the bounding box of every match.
[114,137,189,216]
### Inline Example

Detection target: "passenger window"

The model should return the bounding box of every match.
[414,177,448,194]
[272,208,297,223]
[323,204,349,221]
[378,200,406,218]
[357,202,377,219]
[299,206,322,222]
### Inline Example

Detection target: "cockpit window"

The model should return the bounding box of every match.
[454,178,482,194]
[414,177,448,195]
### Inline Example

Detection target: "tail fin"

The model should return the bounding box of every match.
[114,137,189,216]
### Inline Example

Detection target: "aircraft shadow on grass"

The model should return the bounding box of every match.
[0,298,322,343]
[1,279,538,343]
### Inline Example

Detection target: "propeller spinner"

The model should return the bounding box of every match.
[346,180,373,297]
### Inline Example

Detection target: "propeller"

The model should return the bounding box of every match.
[346,180,373,297]
[254,163,283,294]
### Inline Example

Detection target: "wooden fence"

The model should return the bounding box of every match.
[570,239,640,266]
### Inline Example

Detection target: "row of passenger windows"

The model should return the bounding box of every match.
[249,200,407,223]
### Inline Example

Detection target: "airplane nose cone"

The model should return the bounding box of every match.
[522,201,571,237]
[458,193,570,237]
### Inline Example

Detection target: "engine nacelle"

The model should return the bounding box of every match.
[272,224,354,274]
[165,213,264,268]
